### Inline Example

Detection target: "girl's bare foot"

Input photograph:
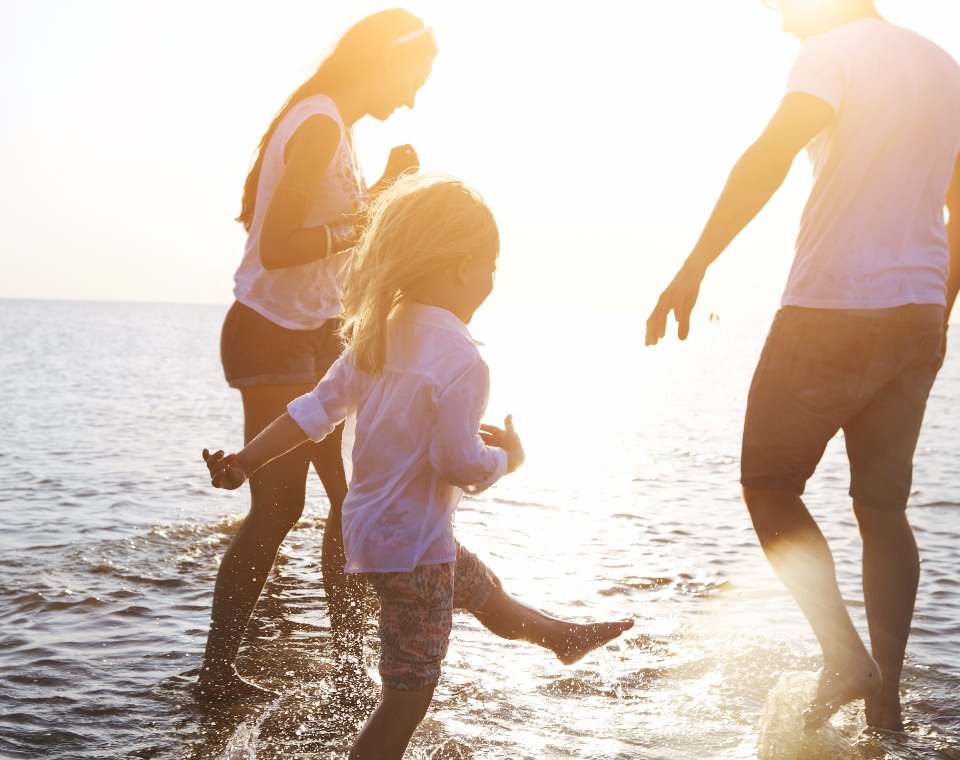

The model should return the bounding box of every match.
[196,664,278,704]
[550,619,634,665]
[803,655,882,729]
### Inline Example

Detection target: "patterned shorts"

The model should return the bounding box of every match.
[364,542,500,691]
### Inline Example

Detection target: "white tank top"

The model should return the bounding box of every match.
[233,94,367,329]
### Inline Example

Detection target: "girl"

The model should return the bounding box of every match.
[204,174,633,758]
[202,9,438,703]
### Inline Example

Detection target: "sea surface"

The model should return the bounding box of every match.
[1,298,958,760]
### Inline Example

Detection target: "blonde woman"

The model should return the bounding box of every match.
[204,174,633,758]
[202,9,438,703]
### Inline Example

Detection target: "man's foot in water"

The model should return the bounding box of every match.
[549,619,635,665]
[196,663,278,704]
[804,654,882,729]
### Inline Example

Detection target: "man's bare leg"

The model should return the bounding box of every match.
[854,500,919,731]
[743,487,881,725]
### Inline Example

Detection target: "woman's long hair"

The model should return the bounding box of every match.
[340,174,499,374]
[237,8,434,230]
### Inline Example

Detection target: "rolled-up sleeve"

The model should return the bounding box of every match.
[429,358,508,494]
[287,356,357,442]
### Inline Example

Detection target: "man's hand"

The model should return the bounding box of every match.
[202,448,247,490]
[645,261,706,345]
[480,414,525,473]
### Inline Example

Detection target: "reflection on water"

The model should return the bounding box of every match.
[0,300,958,759]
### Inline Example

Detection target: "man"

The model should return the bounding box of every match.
[645,0,960,731]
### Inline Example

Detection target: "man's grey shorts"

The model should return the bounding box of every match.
[741,305,944,511]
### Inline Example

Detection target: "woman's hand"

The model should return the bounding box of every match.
[383,144,420,181]
[202,448,248,490]
[480,414,525,473]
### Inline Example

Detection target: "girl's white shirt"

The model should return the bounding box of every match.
[287,303,509,573]
[233,94,367,330]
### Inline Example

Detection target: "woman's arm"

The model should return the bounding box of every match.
[945,152,960,323]
[257,115,356,270]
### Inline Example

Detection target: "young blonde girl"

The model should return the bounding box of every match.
[204,174,632,759]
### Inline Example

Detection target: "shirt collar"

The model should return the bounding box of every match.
[398,302,480,344]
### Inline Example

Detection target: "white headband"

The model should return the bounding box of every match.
[389,26,434,47]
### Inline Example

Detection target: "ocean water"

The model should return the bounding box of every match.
[1,298,958,760]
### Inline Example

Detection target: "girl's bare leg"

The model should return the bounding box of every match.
[471,583,633,664]
[349,685,435,760]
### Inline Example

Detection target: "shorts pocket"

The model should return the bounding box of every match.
[791,320,875,419]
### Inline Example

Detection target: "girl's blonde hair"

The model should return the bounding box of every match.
[340,173,499,374]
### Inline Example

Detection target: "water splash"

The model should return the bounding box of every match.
[757,672,854,760]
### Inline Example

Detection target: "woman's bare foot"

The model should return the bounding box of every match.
[196,664,278,704]
[803,655,882,729]
[864,683,905,732]
[549,619,634,665]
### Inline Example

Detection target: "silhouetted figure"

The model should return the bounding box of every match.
[204,175,633,758]
[200,9,438,704]
[646,0,960,731]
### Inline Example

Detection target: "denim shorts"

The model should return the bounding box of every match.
[741,305,944,510]
[220,301,343,389]
[365,543,500,691]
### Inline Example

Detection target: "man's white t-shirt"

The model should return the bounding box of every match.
[287,303,508,574]
[233,95,367,330]
[782,18,960,309]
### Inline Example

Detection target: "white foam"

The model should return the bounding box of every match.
[757,672,854,760]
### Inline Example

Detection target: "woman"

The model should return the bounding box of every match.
[199,8,438,703]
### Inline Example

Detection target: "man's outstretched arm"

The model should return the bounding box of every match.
[645,92,834,346]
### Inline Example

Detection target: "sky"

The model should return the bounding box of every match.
[1,0,958,319]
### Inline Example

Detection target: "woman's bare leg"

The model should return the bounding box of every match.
[197,383,315,702]
[310,425,366,677]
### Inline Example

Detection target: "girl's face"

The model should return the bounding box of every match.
[458,249,499,320]
[368,54,435,121]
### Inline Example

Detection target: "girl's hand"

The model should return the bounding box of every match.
[202,448,247,490]
[480,414,525,473]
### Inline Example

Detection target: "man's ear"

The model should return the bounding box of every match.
[454,255,473,284]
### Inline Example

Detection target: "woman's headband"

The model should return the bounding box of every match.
[389,26,435,47]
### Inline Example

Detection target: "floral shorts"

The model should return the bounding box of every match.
[364,542,500,691]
